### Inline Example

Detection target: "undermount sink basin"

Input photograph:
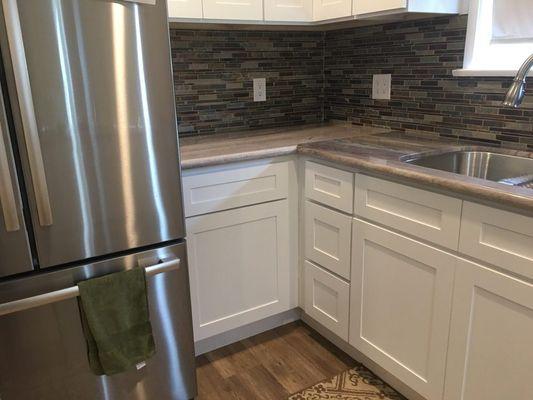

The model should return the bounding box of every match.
[403,151,533,188]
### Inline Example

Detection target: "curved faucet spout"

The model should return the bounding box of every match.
[503,53,533,108]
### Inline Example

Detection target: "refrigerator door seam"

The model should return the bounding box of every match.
[2,0,53,227]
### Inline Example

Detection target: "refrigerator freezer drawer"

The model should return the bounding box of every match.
[0,242,196,400]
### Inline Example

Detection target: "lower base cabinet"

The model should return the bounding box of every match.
[444,259,533,400]
[304,260,350,340]
[186,200,291,341]
[350,219,456,400]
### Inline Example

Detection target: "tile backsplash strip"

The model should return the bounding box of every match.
[170,29,324,136]
[324,15,533,149]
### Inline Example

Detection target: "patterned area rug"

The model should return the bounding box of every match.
[288,365,406,400]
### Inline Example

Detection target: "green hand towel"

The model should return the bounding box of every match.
[77,268,156,376]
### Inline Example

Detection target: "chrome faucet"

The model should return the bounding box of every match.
[503,53,533,108]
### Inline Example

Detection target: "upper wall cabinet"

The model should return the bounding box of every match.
[265,0,313,22]
[203,0,263,20]
[313,0,352,21]
[354,0,463,18]
[168,0,203,19]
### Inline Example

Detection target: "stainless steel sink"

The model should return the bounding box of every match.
[403,151,533,188]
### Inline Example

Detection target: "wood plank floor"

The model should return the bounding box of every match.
[195,321,355,399]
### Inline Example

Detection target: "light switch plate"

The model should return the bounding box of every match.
[372,74,391,100]
[253,78,267,102]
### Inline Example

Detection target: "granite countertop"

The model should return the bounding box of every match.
[179,124,533,214]
[179,123,389,169]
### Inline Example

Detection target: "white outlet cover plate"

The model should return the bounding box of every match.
[253,78,266,102]
[372,74,391,100]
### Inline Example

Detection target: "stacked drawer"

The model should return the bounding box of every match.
[303,161,354,340]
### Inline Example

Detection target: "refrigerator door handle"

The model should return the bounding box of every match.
[0,109,20,232]
[2,0,53,227]
[0,258,181,317]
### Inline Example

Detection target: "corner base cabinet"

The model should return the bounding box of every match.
[349,218,456,400]
[186,200,290,341]
[445,259,533,400]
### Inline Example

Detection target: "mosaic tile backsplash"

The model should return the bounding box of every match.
[170,29,324,136]
[171,15,533,148]
[324,15,533,149]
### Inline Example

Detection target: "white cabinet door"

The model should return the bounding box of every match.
[168,0,203,18]
[203,0,263,20]
[313,0,352,21]
[264,0,313,21]
[350,219,455,400]
[304,260,350,340]
[353,0,407,15]
[445,259,533,400]
[305,201,352,280]
[186,200,290,341]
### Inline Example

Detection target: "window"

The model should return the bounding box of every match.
[453,0,533,76]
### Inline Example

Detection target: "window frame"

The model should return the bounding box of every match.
[453,0,533,77]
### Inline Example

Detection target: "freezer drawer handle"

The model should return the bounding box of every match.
[3,0,53,227]
[0,258,180,317]
[0,105,20,232]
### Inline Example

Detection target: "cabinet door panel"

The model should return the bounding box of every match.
[203,0,263,20]
[350,219,455,400]
[168,0,203,18]
[313,0,352,22]
[186,200,290,341]
[304,260,350,340]
[353,0,407,15]
[265,0,313,21]
[445,259,533,400]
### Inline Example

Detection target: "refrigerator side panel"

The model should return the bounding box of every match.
[0,0,185,268]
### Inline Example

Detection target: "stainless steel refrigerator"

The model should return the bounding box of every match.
[0,0,196,399]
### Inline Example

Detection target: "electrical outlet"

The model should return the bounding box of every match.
[253,78,266,102]
[372,74,391,100]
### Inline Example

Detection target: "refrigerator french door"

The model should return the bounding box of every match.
[0,0,185,269]
[0,0,196,399]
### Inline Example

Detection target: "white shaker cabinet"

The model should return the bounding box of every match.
[354,0,462,17]
[168,0,203,19]
[445,259,533,400]
[265,0,313,22]
[203,0,263,20]
[350,219,456,400]
[313,0,352,21]
[186,200,291,341]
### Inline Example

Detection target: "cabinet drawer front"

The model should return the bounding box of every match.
[305,161,354,213]
[460,202,533,280]
[264,0,313,21]
[445,259,533,400]
[182,162,288,217]
[350,219,456,400]
[304,260,350,340]
[354,174,462,250]
[203,0,263,20]
[305,201,352,280]
[186,201,290,341]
